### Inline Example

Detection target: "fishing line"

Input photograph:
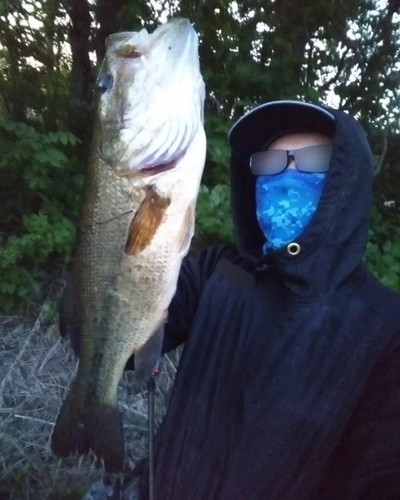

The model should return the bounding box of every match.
[148,376,156,500]
[96,210,133,225]
[113,476,122,500]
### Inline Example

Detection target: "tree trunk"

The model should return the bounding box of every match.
[95,0,131,63]
[67,0,92,144]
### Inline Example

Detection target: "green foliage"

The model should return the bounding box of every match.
[203,113,231,186]
[194,184,233,250]
[117,0,155,31]
[365,208,400,292]
[0,0,399,312]
[0,119,82,313]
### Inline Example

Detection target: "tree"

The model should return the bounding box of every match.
[0,0,399,312]
[66,0,92,143]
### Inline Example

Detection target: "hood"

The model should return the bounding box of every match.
[229,102,375,298]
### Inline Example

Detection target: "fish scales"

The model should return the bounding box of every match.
[77,135,203,401]
[51,18,206,472]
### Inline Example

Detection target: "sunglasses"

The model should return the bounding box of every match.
[250,144,333,175]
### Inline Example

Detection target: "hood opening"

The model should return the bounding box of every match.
[229,101,375,297]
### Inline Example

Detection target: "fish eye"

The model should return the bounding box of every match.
[97,74,113,93]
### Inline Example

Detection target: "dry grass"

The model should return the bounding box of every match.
[0,303,180,500]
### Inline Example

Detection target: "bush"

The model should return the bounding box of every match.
[0,119,83,313]
[365,208,400,292]
[194,184,233,250]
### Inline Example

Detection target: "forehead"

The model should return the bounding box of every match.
[268,131,333,150]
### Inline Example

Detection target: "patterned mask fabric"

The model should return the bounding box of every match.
[255,169,326,254]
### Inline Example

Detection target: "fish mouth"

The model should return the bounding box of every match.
[150,18,199,71]
[105,18,199,73]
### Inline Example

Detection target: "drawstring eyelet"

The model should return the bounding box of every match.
[287,242,301,256]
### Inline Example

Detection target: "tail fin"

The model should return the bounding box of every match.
[51,383,124,472]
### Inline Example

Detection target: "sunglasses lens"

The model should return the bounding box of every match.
[250,145,332,175]
[296,145,332,173]
[250,150,287,175]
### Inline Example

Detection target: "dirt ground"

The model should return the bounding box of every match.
[0,311,179,500]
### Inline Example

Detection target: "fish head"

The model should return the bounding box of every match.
[96,18,205,176]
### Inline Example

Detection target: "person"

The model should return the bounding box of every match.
[80,100,400,500]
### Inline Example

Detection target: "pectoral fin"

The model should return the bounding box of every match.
[125,186,171,255]
[177,201,195,257]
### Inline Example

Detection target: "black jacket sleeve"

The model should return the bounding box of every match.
[317,341,400,500]
[161,244,238,353]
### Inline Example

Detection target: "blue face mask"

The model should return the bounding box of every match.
[255,170,326,254]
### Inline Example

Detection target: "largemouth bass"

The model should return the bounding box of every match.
[51,18,206,472]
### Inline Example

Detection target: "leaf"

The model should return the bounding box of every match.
[0,281,16,294]
[60,132,69,146]
[35,151,50,164]
[210,189,221,206]
[392,243,400,258]
[383,241,392,253]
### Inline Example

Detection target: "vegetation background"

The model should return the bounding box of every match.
[0,0,399,498]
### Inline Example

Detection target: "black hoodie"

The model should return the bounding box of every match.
[135,103,400,500]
